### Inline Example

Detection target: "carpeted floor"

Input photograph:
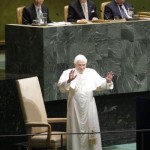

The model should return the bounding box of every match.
[0,51,5,70]
[103,143,136,150]
[0,51,5,79]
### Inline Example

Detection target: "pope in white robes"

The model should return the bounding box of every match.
[58,54,114,150]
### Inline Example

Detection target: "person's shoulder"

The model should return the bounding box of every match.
[23,3,34,12]
[88,0,96,5]
[124,2,133,7]
[86,68,97,73]
[107,1,115,7]
[104,2,112,10]
[42,4,49,9]
[25,3,34,9]
[69,0,78,6]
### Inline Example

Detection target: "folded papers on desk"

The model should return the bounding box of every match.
[48,22,72,26]
[91,19,110,23]
[48,20,110,26]
[137,12,150,16]
[137,12,150,20]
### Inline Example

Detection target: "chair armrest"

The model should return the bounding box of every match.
[25,122,51,147]
[25,122,51,136]
[47,118,67,123]
[26,122,51,127]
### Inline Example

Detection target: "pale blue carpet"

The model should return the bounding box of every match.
[0,51,5,70]
[103,143,136,150]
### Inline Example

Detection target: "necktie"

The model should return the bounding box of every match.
[37,7,42,19]
[119,5,127,19]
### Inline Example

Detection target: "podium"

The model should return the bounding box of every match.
[5,21,150,101]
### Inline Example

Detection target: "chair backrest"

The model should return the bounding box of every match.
[16,76,48,134]
[100,1,111,19]
[64,5,69,22]
[16,6,25,24]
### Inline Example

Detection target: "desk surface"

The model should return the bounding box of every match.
[7,18,150,27]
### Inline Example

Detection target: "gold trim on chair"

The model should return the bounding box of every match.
[16,6,25,24]
[64,5,69,22]
[100,1,111,19]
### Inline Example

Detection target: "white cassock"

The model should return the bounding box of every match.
[58,68,113,150]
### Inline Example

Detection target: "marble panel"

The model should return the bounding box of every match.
[5,21,150,101]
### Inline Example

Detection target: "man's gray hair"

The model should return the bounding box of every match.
[74,54,87,64]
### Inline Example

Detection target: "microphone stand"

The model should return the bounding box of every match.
[56,13,67,25]
[142,6,150,13]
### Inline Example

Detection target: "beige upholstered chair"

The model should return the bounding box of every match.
[100,1,110,19]
[0,40,5,48]
[64,5,69,22]
[16,6,25,24]
[16,76,67,150]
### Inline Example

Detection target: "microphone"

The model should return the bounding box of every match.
[141,6,150,17]
[142,6,150,12]
[56,13,63,21]
[56,13,67,25]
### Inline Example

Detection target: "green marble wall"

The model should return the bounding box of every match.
[0,0,150,40]
[5,20,150,101]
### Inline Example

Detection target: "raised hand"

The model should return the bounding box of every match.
[67,69,77,83]
[105,71,114,83]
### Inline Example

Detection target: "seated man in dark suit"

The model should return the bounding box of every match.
[104,0,133,20]
[67,0,98,22]
[22,0,51,24]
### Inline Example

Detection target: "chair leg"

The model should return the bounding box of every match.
[27,136,32,150]
[52,146,57,150]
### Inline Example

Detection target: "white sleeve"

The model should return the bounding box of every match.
[98,79,114,90]
[95,71,114,91]
[57,70,71,93]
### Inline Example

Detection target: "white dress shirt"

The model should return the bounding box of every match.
[81,2,89,20]
[117,4,131,18]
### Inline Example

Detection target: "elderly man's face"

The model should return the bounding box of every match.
[80,0,87,3]
[34,0,44,6]
[75,60,86,74]
[116,0,125,5]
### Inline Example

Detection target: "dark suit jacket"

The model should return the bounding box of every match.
[67,0,98,22]
[22,3,51,24]
[104,0,133,20]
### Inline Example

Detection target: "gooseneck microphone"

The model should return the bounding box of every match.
[56,13,67,25]
[56,13,64,21]
[142,6,150,13]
